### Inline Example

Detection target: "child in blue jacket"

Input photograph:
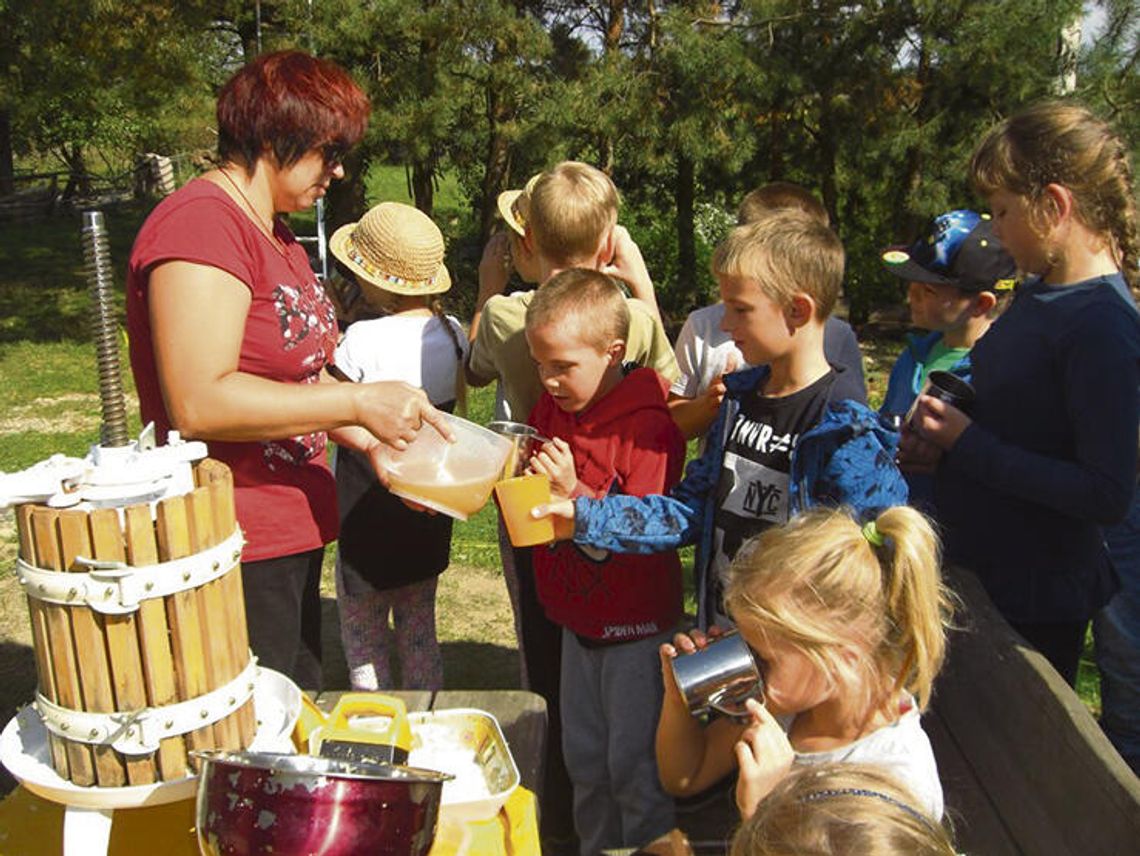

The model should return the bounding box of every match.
[540,209,907,627]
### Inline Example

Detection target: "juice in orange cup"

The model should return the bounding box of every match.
[494,474,555,547]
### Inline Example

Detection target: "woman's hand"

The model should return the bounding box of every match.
[527,437,577,497]
[910,395,972,451]
[734,699,794,820]
[352,381,453,450]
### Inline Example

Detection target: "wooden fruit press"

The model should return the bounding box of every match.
[0,212,292,855]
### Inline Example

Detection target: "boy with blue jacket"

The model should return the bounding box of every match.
[540,209,908,627]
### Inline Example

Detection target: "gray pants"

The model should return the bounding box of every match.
[561,628,676,855]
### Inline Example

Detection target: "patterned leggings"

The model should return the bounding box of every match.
[335,560,444,691]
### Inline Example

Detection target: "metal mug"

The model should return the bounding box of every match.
[905,369,976,427]
[487,421,550,478]
[669,631,764,721]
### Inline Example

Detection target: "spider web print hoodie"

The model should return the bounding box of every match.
[528,367,686,642]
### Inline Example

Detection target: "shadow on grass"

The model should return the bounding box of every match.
[319,597,519,693]
[0,202,154,343]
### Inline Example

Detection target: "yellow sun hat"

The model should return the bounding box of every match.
[495,173,543,237]
[329,202,451,296]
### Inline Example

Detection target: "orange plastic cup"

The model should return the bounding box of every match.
[494,474,556,547]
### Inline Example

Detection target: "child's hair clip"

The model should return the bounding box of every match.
[861,520,885,547]
[800,787,931,826]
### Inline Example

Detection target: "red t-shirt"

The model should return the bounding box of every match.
[529,368,686,641]
[126,180,339,561]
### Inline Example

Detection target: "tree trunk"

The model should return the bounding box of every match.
[411,159,435,216]
[1056,16,1081,94]
[605,0,626,51]
[0,109,13,195]
[61,145,92,199]
[596,0,625,174]
[767,91,786,181]
[325,148,367,235]
[817,105,839,232]
[892,36,930,239]
[481,85,513,243]
[675,153,697,308]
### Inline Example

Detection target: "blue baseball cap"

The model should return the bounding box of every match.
[881,209,1017,293]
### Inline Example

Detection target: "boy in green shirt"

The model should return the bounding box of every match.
[879,208,1016,508]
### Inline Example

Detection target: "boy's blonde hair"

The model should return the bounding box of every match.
[525,268,630,353]
[730,763,956,856]
[738,181,829,227]
[712,210,844,320]
[724,506,953,715]
[970,100,1139,289]
[528,161,620,266]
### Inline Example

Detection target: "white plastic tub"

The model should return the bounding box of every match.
[406,708,520,823]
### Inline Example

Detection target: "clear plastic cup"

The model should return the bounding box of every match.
[381,413,513,520]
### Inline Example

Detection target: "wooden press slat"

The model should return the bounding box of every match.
[155,495,215,769]
[88,508,156,785]
[123,503,186,780]
[56,510,126,786]
[16,505,68,780]
[197,459,256,747]
[185,485,240,751]
[28,509,95,786]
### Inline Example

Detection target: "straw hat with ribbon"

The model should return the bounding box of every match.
[329,202,451,296]
[495,173,543,237]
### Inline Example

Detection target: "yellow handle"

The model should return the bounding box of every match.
[325,693,412,752]
[292,693,328,752]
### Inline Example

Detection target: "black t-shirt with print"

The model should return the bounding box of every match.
[707,370,836,621]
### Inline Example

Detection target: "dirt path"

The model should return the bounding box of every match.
[0,509,519,794]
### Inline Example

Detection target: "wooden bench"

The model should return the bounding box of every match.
[929,566,1140,855]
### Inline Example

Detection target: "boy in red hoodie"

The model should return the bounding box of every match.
[525,268,686,855]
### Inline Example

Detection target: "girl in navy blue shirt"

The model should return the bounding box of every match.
[907,101,1140,685]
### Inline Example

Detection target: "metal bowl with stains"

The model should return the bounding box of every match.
[194,750,452,856]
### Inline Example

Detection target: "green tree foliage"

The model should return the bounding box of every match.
[1079,0,1139,142]
[293,0,553,238]
[1,1,222,195]
[3,0,1135,330]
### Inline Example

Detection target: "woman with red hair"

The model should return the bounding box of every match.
[126,50,447,689]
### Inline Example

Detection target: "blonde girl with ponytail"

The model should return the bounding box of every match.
[656,505,953,822]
